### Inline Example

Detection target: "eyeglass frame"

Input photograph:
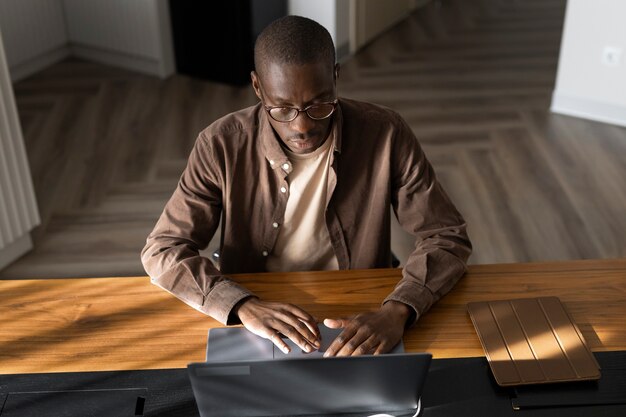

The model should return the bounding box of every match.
[262,99,339,123]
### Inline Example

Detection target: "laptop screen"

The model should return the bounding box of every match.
[188,353,431,417]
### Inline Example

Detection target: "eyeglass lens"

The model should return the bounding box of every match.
[269,103,335,122]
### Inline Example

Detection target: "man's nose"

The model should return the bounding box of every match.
[290,111,316,133]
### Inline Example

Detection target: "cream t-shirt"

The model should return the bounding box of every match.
[266,137,339,272]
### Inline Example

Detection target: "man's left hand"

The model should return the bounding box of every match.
[323,301,411,357]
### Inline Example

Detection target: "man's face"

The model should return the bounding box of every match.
[252,61,338,155]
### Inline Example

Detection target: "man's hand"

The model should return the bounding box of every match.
[323,301,411,357]
[235,297,321,354]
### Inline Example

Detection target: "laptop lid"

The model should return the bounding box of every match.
[206,325,404,361]
[188,353,431,417]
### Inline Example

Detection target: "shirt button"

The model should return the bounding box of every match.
[282,163,290,170]
[272,222,279,228]
[262,250,268,257]
[280,186,287,193]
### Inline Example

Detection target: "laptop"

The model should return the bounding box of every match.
[188,325,431,417]
[205,325,405,361]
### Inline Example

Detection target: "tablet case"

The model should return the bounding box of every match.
[467,296,600,386]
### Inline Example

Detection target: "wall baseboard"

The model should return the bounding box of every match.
[551,92,626,128]
[0,234,33,273]
[10,46,71,83]
[70,44,173,79]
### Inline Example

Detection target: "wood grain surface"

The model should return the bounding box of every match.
[1,259,624,374]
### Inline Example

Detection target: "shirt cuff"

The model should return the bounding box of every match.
[202,280,256,325]
[383,285,434,327]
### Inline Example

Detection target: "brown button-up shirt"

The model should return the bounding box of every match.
[141,98,472,325]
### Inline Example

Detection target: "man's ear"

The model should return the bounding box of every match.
[250,71,262,100]
[334,63,340,81]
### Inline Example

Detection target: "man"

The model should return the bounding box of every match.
[141,16,471,357]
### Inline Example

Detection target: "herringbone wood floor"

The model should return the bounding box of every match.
[2,0,625,279]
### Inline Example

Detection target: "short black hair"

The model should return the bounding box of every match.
[254,15,336,76]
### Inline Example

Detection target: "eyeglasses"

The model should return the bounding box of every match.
[264,99,338,123]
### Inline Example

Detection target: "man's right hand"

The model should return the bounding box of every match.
[234,297,321,354]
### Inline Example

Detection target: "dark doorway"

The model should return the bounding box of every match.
[169,0,286,85]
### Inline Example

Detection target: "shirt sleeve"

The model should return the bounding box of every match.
[384,113,472,324]
[141,134,254,324]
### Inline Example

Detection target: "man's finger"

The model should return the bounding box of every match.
[290,316,321,347]
[277,305,321,344]
[275,321,320,353]
[299,317,321,339]
[335,330,370,357]
[245,324,291,353]
[284,306,320,335]
[267,330,291,354]
[323,317,348,329]
[352,334,379,356]
[238,299,323,352]
[279,314,321,349]
[324,325,358,357]
[374,343,387,355]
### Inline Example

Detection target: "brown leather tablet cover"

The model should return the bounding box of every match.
[467,296,600,386]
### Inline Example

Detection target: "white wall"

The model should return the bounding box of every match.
[288,0,337,43]
[62,0,174,78]
[335,0,351,60]
[0,0,70,82]
[0,0,174,81]
[288,0,351,61]
[289,0,422,61]
[551,0,626,127]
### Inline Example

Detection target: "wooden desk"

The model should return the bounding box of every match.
[1,259,625,374]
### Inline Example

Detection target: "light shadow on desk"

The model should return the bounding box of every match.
[0,294,207,371]
[575,320,603,350]
[0,280,368,372]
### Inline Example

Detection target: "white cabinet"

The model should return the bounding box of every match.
[0,0,175,82]
[0,30,40,270]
